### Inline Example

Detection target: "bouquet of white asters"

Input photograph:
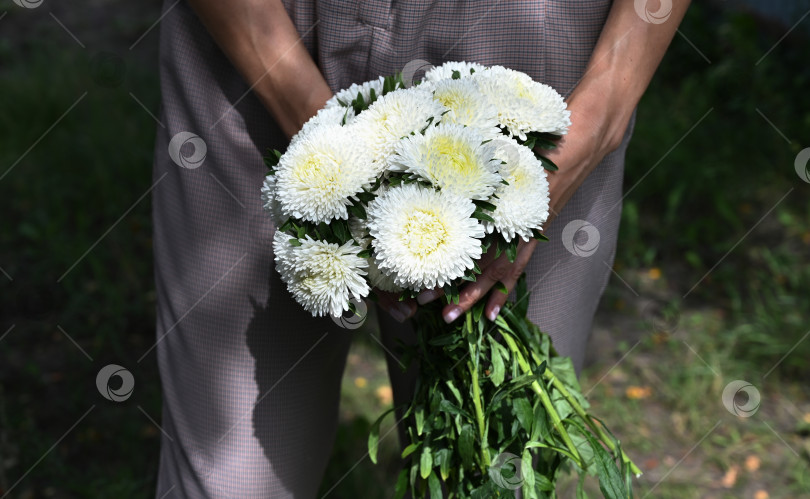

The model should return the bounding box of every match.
[262,62,640,498]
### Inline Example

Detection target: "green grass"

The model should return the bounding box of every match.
[1,2,809,498]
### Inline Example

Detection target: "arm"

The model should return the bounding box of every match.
[420,0,692,323]
[187,1,418,321]
[186,0,332,139]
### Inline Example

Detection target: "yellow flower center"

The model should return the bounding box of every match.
[294,152,340,193]
[402,209,448,257]
[429,136,477,178]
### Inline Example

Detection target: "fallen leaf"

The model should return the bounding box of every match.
[721,465,739,488]
[375,385,393,405]
[626,386,652,399]
[354,377,367,388]
[648,268,662,280]
[744,454,760,472]
[754,490,769,499]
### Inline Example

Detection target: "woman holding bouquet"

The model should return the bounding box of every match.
[149,0,689,496]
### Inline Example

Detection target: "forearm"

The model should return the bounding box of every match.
[187,0,332,138]
[544,0,690,222]
[585,0,691,139]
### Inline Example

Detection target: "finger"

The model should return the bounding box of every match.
[376,290,417,323]
[442,254,512,323]
[416,286,444,305]
[484,240,537,321]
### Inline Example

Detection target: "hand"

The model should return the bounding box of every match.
[375,289,417,323]
[416,71,636,323]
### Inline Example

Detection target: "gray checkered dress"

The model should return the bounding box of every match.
[152,0,634,496]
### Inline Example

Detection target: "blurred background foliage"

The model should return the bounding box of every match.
[0,0,808,497]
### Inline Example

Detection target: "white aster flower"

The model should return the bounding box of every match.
[390,123,501,200]
[367,184,484,290]
[484,138,550,242]
[473,65,571,139]
[272,230,300,282]
[294,106,355,141]
[325,76,395,110]
[274,233,370,317]
[274,125,377,223]
[260,174,286,225]
[351,87,447,166]
[366,257,403,293]
[424,61,487,83]
[430,78,500,136]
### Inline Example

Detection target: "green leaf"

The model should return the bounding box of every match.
[428,334,460,346]
[415,405,425,436]
[530,401,550,442]
[473,199,498,212]
[435,448,452,481]
[289,238,302,247]
[494,281,509,295]
[332,220,350,242]
[538,155,559,172]
[534,471,555,492]
[357,248,372,258]
[583,431,628,499]
[439,399,473,421]
[347,201,367,219]
[428,470,443,498]
[452,69,461,80]
[531,228,549,242]
[368,406,397,464]
[356,190,376,203]
[472,301,485,322]
[459,424,475,468]
[445,380,463,405]
[513,398,534,435]
[264,148,283,169]
[401,441,421,459]
[394,469,409,499]
[472,209,496,223]
[506,240,518,262]
[420,446,433,479]
[576,472,587,499]
[522,448,536,494]
[488,336,505,386]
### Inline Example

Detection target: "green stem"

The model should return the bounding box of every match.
[465,311,490,470]
[501,333,584,468]
[468,361,491,469]
[543,369,642,477]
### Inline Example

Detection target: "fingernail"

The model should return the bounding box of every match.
[487,305,500,322]
[443,306,462,324]
[417,289,439,305]
[397,302,413,320]
[388,306,407,323]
